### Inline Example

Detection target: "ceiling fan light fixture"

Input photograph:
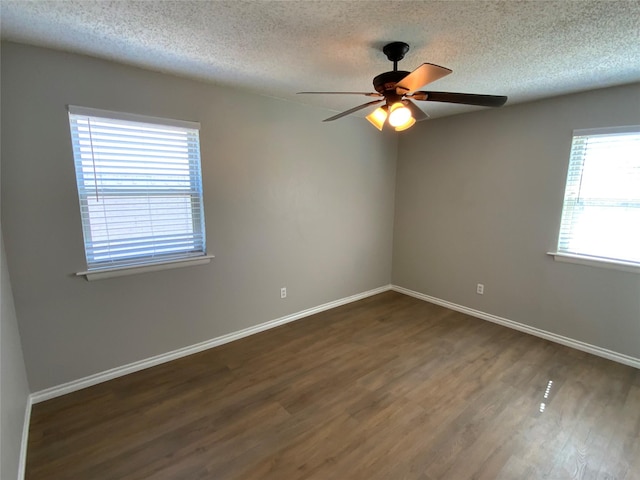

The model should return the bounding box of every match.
[388,102,413,128]
[366,106,388,131]
[298,42,507,132]
[394,116,416,131]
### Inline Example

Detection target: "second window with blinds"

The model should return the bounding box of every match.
[555,125,640,269]
[68,106,209,279]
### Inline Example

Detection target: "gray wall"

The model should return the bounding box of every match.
[1,229,30,477]
[1,56,31,474]
[1,42,397,392]
[393,83,640,359]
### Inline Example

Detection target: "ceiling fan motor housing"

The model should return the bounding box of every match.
[373,70,410,104]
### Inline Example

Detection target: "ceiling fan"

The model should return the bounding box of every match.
[298,42,507,132]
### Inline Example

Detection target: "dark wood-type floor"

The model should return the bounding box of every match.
[27,291,640,479]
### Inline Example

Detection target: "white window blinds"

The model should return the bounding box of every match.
[68,106,206,270]
[557,126,640,264]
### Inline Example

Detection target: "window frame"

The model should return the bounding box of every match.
[549,125,640,274]
[68,106,212,280]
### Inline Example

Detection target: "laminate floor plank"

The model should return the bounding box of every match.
[25,291,640,479]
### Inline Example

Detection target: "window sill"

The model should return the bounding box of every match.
[547,252,639,274]
[76,255,215,281]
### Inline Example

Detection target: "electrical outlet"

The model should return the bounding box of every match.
[280,287,287,299]
[476,283,484,295]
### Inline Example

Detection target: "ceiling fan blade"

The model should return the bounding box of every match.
[404,99,429,121]
[395,63,452,95]
[322,100,384,122]
[298,91,382,97]
[411,91,508,107]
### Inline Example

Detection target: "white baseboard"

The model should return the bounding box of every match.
[18,395,33,480]
[392,285,640,370]
[31,285,392,404]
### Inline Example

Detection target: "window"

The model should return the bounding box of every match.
[555,126,640,268]
[68,106,208,277]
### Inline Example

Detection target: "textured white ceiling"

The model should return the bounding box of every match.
[1,0,639,119]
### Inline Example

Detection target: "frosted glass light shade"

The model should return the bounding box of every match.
[388,102,412,127]
[394,117,416,131]
[366,107,388,131]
